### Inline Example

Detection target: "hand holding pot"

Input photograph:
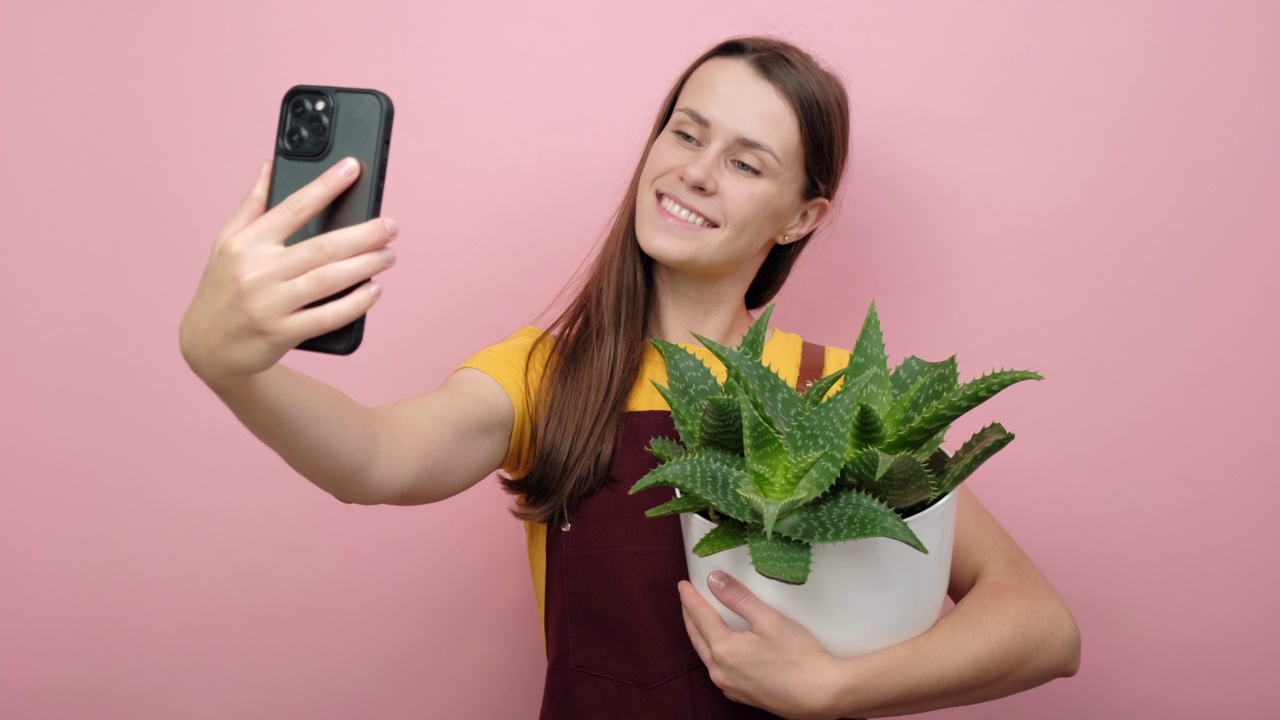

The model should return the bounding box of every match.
[679,571,848,720]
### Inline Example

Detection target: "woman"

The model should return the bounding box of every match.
[181,36,1079,719]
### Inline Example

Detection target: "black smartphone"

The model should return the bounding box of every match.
[267,85,394,355]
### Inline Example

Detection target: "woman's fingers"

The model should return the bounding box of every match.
[217,159,273,242]
[276,245,395,314]
[275,216,398,281]
[280,279,384,342]
[253,157,362,242]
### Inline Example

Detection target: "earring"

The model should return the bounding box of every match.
[784,235,790,242]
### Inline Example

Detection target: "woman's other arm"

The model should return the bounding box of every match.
[681,485,1080,719]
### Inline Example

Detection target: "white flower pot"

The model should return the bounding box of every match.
[680,488,958,658]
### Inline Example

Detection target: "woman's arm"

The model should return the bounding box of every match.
[824,485,1080,717]
[181,159,513,506]
[680,485,1080,719]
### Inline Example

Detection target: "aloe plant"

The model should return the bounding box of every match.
[629,301,1042,584]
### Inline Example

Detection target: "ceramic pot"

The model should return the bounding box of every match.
[680,488,958,658]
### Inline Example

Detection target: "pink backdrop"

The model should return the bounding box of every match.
[3,1,1277,717]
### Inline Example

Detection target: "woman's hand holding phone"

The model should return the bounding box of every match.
[179,157,398,389]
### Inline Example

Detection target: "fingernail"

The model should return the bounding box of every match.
[366,281,381,297]
[381,247,396,265]
[383,217,398,238]
[338,158,359,177]
[707,571,727,592]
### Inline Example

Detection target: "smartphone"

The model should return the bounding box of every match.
[267,85,394,355]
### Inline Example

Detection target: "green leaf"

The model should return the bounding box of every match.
[696,334,804,433]
[774,489,926,553]
[644,492,708,518]
[748,533,813,584]
[739,394,790,500]
[846,301,895,415]
[738,303,776,363]
[883,357,958,434]
[650,338,724,446]
[934,422,1015,499]
[646,437,687,463]
[699,395,744,455]
[851,402,885,449]
[890,355,950,399]
[882,369,1042,453]
[629,451,759,523]
[692,518,752,556]
[786,377,857,461]
[859,452,935,508]
[803,367,846,407]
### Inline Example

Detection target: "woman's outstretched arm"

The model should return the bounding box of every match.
[181,160,513,506]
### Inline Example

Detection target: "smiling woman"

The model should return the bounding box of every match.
[180,35,1078,720]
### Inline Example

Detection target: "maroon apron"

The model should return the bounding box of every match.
[538,341,828,719]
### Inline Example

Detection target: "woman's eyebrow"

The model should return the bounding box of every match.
[674,106,782,165]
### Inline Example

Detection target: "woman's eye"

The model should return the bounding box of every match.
[733,160,761,176]
[674,130,697,145]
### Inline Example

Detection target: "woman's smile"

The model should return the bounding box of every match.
[657,192,719,228]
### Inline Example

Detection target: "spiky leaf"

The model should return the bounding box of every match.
[738,304,776,363]
[699,395,744,454]
[859,452,934,508]
[650,339,723,445]
[803,367,846,407]
[645,492,709,518]
[890,355,950,399]
[774,489,926,553]
[851,403,885,449]
[846,302,895,415]
[646,436,687,463]
[629,450,759,523]
[692,518,752,556]
[933,422,1015,499]
[882,369,1042,453]
[739,394,790,499]
[696,334,804,433]
[883,357,958,434]
[748,533,813,584]
[745,450,835,538]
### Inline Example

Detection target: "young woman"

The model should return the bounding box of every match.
[181,37,1079,720]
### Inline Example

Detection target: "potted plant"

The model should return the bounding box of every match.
[629,301,1041,657]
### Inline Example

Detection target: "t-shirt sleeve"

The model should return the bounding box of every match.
[454,326,548,477]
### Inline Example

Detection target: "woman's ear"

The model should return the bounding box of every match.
[779,197,831,244]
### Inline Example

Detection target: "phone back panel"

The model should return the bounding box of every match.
[267,86,394,354]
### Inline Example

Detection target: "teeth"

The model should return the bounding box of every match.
[661,195,711,227]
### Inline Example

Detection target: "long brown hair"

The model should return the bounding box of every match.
[501,36,851,524]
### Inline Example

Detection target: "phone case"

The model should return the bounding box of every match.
[267,85,394,355]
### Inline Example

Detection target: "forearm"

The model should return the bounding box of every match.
[829,577,1080,718]
[205,364,396,504]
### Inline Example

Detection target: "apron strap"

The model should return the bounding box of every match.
[797,340,826,394]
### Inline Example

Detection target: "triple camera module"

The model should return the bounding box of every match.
[280,91,333,157]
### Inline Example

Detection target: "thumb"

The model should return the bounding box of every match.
[707,570,777,630]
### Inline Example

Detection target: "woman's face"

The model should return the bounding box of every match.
[635,57,828,284]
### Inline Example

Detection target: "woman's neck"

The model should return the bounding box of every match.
[649,274,761,349]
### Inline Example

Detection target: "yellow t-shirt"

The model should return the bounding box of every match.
[456,326,852,625]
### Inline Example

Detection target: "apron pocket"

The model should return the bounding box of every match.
[562,538,702,689]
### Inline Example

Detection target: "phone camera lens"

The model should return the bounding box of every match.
[285,126,309,150]
[306,112,329,136]
[290,97,312,118]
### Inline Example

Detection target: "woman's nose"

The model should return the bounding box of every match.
[679,152,717,194]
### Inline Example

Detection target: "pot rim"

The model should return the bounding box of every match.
[679,482,960,531]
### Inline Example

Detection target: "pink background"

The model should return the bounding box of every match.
[3,1,1277,718]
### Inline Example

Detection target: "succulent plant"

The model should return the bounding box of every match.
[629,301,1042,584]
